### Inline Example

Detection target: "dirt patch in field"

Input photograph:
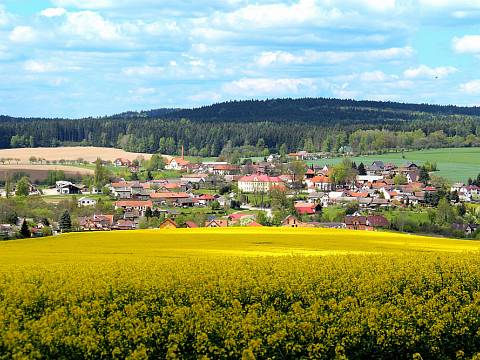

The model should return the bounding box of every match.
[0,147,154,164]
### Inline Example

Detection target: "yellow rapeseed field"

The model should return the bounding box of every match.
[2,228,480,359]
[1,227,478,265]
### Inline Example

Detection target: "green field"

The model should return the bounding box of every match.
[2,229,480,358]
[308,147,480,182]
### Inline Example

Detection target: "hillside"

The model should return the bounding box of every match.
[107,98,480,123]
[1,97,479,156]
[162,98,480,123]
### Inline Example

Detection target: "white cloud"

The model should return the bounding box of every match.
[40,8,67,17]
[189,91,222,103]
[0,6,11,27]
[63,11,120,41]
[419,0,480,8]
[223,78,316,95]
[460,80,480,94]
[453,35,480,54]
[9,26,37,43]
[122,56,218,80]
[255,47,414,67]
[359,0,397,12]
[209,0,345,30]
[24,60,58,73]
[256,51,298,67]
[129,87,156,95]
[23,59,82,73]
[403,65,457,79]
[123,65,164,76]
[359,71,388,82]
[52,0,113,9]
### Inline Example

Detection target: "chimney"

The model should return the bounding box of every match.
[181,144,184,160]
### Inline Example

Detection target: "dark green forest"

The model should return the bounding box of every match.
[1,98,480,157]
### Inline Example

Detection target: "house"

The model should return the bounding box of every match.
[110,182,133,199]
[367,215,390,228]
[246,221,263,227]
[345,215,372,231]
[366,161,385,175]
[165,157,190,170]
[237,175,284,193]
[184,221,198,228]
[357,175,384,183]
[228,213,256,225]
[304,168,316,179]
[114,158,132,167]
[212,164,241,175]
[345,214,389,231]
[150,192,191,205]
[294,202,321,215]
[205,219,229,227]
[267,154,280,162]
[159,218,178,229]
[328,191,347,203]
[281,215,304,228]
[78,215,114,231]
[115,200,153,214]
[307,175,334,191]
[0,224,15,238]
[78,197,97,207]
[406,171,420,184]
[403,162,419,170]
[288,151,308,160]
[113,219,137,230]
[338,145,353,155]
[181,175,207,189]
[177,198,197,207]
[56,181,82,195]
[458,185,480,202]
[453,224,478,236]
[307,191,327,203]
[197,194,216,206]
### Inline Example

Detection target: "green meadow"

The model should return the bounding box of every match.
[309,147,480,182]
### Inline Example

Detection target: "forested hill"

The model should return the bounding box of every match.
[1,97,480,157]
[115,98,480,123]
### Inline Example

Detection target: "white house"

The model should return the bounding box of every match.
[238,175,284,193]
[113,158,132,167]
[56,181,82,195]
[165,157,190,170]
[356,175,384,183]
[78,197,97,207]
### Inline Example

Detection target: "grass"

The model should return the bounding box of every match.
[1,227,479,266]
[308,147,480,182]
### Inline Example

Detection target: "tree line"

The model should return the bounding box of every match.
[1,97,480,156]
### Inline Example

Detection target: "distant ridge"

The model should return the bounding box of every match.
[112,97,480,123]
[2,97,480,122]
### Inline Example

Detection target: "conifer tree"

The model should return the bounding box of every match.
[20,220,30,238]
[59,210,72,233]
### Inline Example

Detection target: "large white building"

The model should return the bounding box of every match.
[238,175,284,193]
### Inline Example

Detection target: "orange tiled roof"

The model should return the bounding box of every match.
[115,200,152,207]
[150,192,190,199]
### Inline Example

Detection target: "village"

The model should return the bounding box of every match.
[1,149,479,239]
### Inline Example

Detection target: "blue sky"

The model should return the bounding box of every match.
[1,0,480,118]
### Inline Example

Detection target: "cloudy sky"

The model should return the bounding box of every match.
[0,0,480,117]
